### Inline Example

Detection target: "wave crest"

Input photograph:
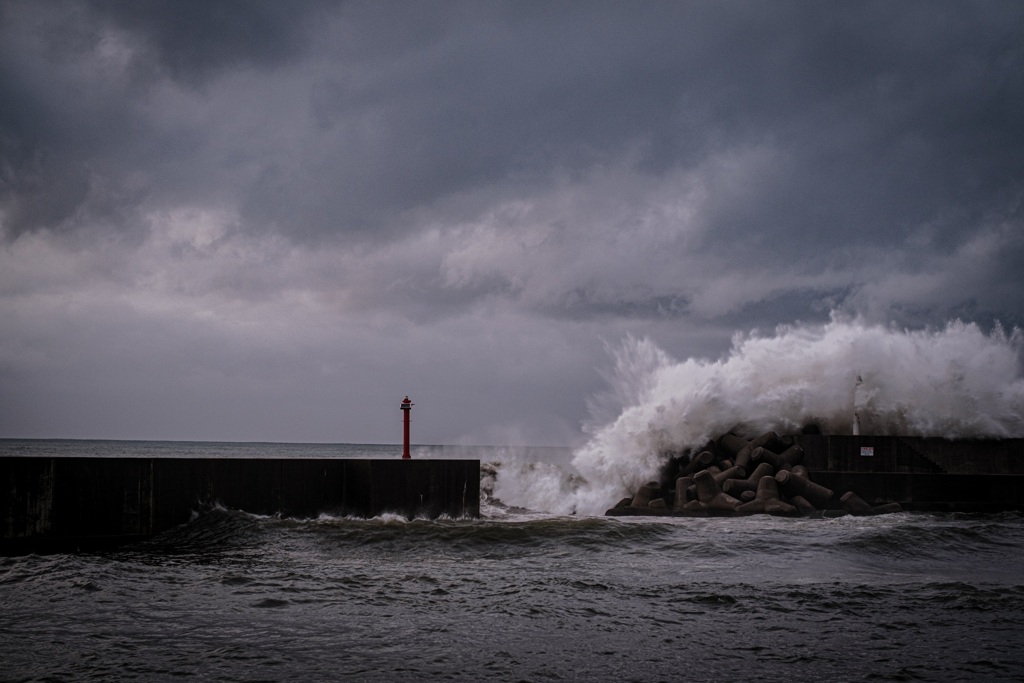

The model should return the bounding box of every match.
[553,317,1024,514]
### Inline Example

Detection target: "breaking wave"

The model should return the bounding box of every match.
[496,317,1024,515]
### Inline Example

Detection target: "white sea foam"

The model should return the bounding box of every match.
[489,460,583,516]
[495,317,1024,515]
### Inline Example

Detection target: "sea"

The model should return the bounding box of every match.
[2,440,1024,682]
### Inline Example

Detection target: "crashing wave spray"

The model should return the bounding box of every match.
[496,317,1024,515]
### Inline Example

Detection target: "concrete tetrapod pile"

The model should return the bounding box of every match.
[606,431,903,518]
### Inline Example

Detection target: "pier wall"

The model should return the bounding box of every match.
[2,458,480,553]
[793,435,1024,474]
[794,435,1024,511]
[806,471,1024,512]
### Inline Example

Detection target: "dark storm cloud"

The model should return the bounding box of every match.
[92,0,324,83]
[4,1,1022,252]
[0,0,323,239]
[3,1,1024,443]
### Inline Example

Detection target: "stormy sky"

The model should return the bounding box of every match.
[1,0,1022,446]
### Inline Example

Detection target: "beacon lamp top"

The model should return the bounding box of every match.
[401,397,413,410]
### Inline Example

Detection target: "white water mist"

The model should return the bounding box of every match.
[495,317,1024,515]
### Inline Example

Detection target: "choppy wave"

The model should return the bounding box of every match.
[131,504,1024,567]
[5,507,1024,681]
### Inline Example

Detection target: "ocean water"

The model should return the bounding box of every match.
[3,441,1024,682]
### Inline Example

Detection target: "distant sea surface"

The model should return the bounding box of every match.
[2,440,1024,682]
[0,438,571,462]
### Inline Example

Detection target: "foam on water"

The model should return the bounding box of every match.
[496,317,1024,514]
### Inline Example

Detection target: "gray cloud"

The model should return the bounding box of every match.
[1,0,1023,443]
[93,0,322,82]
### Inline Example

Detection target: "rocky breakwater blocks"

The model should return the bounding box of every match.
[774,469,833,510]
[839,491,905,516]
[630,482,660,509]
[680,451,715,477]
[736,475,796,516]
[722,462,774,497]
[605,429,904,518]
[681,470,741,514]
[751,444,805,471]
[673,476,694,512]
[713,465,747,486]
[601,481,674,516]
[733,431,791,471]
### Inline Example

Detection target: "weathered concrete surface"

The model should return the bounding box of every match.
[2,458,479,553]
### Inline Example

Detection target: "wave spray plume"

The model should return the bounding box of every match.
[496,318,1024,515]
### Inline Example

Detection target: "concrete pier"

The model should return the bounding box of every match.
[793,435,1024,512]
[2,458,480,554]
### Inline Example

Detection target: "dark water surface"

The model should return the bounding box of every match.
[3,512,1024,682]
[2,441,1024,681]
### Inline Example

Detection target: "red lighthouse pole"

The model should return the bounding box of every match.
[400,396,413,459]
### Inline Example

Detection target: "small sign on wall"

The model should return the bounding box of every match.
[860,446,875,457]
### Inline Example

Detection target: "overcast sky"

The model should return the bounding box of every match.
[1,0,1022,446]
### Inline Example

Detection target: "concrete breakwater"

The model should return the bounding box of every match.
[2,458,480,554]
[607,433,1024,517]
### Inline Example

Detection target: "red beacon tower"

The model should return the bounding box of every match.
[400,396,413,459]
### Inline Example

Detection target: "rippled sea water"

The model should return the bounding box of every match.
[3,510,1024,682]
[3,441,1024,681]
